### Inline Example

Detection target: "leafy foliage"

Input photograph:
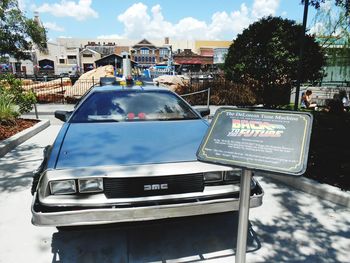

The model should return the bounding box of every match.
[176,77,257,106]
[0,0,47,60]
[0,91,18,124]
[224,16,326,106]
[0,74,36,115]
[304,0,350,16]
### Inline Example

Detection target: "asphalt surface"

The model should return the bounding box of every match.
[0,117,349,262]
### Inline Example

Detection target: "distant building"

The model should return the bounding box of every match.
[213,48,229,64]
[84,41,117,57]
[131,39,159,68]
[80,48,101,73]
[194,40,232,52]
[173,49,213,72]
[115,46,130,56]
[317,37,350,83]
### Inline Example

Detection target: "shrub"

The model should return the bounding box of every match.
[176,78,257,106]
[0,91,19,125]
[0,74,36,114]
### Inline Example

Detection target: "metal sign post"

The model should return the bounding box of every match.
[197,108,313,263]
[235,169,252,263]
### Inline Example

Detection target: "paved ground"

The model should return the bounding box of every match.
[1,119,349,262]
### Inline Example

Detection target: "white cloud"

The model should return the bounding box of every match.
[36,0,98,21]
[43,22,65,32]
[281,11,287,17]
[252,0,280,19]
[113,1,280,40]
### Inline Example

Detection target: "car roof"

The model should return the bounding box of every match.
[92,83,170,93]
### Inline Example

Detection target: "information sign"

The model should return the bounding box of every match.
[197,108,313,175]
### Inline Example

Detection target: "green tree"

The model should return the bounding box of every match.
[224,16,326,106]
[305,0,350,16]
[0,0,47,60]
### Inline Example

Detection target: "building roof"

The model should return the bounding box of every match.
[175,59,203,64]
[80,48,101,55]
[95,53,138,65]
[132,39,157,49]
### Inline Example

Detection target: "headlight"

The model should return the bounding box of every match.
[49,180,76,195]
[203,171,223,182]
[224,169,242,181]
[78,178,103,193]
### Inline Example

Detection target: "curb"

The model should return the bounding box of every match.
[0,119,50,158]
[260,172,350,208]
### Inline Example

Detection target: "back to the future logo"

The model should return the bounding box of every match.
[227,119,286,138]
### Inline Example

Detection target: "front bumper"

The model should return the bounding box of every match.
[31,185,263,227]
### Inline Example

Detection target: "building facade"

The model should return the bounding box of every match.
[131,39,160,68]
[213,48,229,64]
[80,48,101,73]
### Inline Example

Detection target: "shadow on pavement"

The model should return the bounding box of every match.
[51,212,261,263]
[0,143,45,193]
[251,176,350,263]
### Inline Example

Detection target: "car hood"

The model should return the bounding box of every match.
[55,120,208,168]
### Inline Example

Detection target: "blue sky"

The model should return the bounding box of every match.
[18,0,321,40]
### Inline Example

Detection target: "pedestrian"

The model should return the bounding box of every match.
[301,90,317,109]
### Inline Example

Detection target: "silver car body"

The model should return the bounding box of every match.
[31,84,263,227]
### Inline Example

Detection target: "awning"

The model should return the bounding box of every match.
[175,59,203,65]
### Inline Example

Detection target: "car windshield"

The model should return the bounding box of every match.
[70,89,199,123]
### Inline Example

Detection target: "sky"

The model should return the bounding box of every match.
[17,0,325,41]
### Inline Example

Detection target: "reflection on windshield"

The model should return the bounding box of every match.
[70,90,199,123]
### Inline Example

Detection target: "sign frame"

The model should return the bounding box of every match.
[197,107,313,176]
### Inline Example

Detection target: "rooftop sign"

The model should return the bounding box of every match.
[197,108,313,176]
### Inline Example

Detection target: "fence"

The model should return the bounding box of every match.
[181,88,211,108]
[21,77,97,104]
[291,85,350,106]
[21,75,350,107]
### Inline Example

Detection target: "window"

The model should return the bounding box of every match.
[67,55,77,64]
[59,59,65,64]
[160,49,168,56]
[70,90,199,123]
[83,54,93,58]
[140,48,150,55]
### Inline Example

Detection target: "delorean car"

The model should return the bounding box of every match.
[31,80,263,227]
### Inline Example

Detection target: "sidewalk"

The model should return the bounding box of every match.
[0,123,349,262]
[21,103,74,125]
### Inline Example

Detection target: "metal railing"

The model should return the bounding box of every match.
[22,77,97,104]
[180,88,211,108]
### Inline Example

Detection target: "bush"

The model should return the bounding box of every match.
[0,74,36,114]
[0,91,19,125]
[306,111,350,191]
[176,78,257,106]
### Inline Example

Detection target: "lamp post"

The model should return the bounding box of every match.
[294,0,309,110]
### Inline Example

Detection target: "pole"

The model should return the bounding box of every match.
[60,77,64,104]
[207,88,211,108]
[31,88,39,119]
[294,0,309,111]
[235,169,252,263]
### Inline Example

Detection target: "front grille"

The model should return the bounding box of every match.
[104,174,204,198]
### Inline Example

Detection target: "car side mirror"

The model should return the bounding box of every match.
[196,107,210,117]
[54,110,72,122]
